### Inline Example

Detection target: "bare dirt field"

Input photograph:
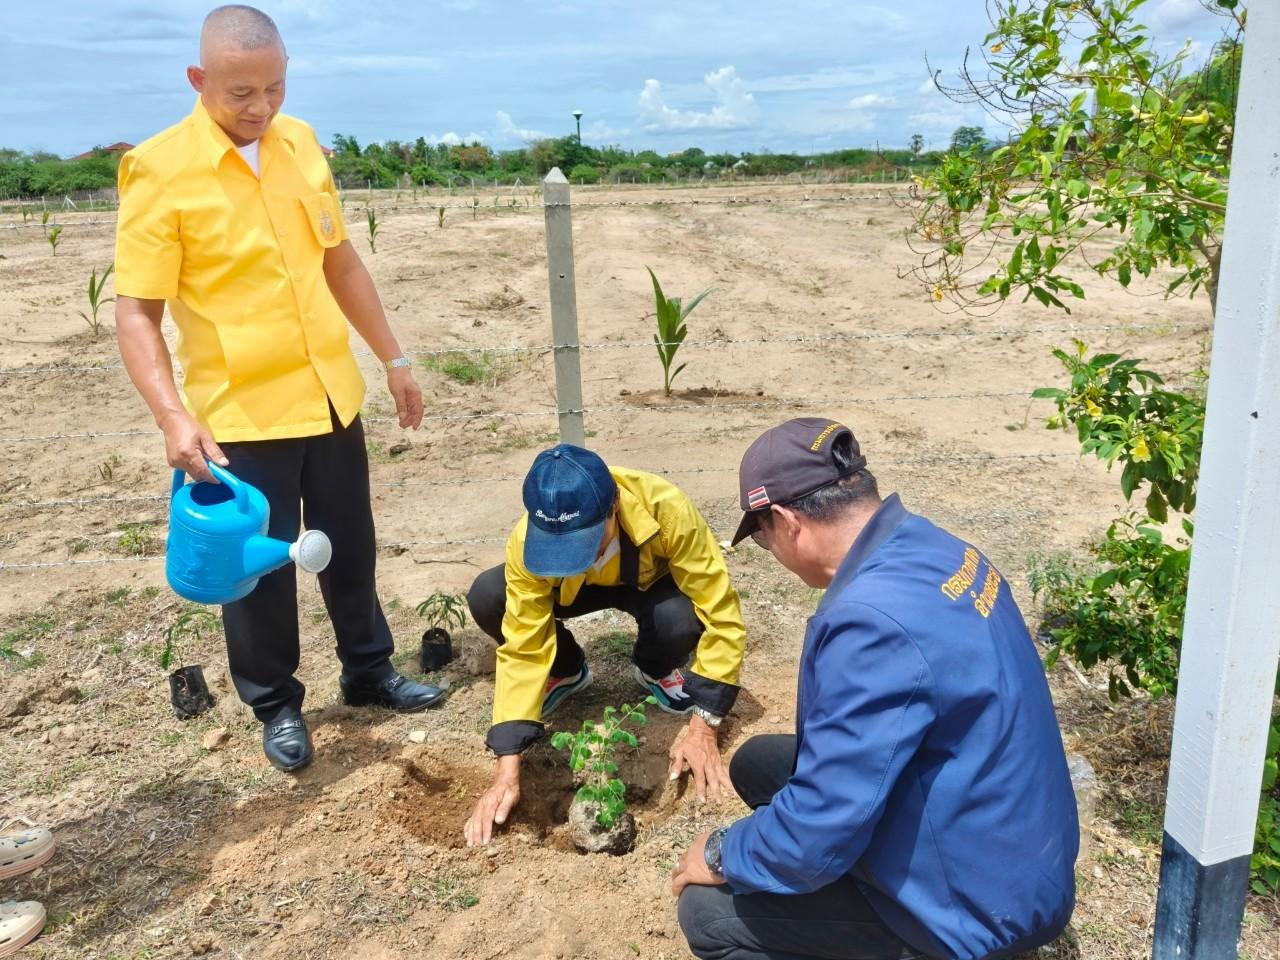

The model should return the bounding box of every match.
[1,181,1274,959]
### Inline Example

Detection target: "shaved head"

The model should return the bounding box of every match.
[189,5,288,146]
[200,5,285,64]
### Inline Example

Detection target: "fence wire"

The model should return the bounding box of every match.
[0,321,1192,380]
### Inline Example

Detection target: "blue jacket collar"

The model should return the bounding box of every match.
[818,493,909,612]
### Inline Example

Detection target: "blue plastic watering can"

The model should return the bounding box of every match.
[166,462,332,605]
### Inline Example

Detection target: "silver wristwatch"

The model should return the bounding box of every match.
[692,705,724,728]
[384,356,411,371]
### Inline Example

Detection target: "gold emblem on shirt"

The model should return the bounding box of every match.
[319,210,334,238]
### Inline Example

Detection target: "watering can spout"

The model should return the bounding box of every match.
[243,530,332,582]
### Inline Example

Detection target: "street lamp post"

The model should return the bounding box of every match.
[572,109,584,146]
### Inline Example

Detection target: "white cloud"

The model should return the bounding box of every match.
[1149,0,1216,31]
[747,67,882,94]
[584,119,631,142]
[495,110,549,143]
[638,65,759,131]
[426,131,487,146]
[848,93,896,110]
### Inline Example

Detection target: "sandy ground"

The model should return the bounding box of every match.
[1,182,1273,959]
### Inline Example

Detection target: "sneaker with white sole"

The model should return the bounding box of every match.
[542,663,593,717]
[0,900,45,958]
[634,665,694,714]
[0,828,54,882]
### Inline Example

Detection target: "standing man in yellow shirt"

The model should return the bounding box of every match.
[114,5,445,773]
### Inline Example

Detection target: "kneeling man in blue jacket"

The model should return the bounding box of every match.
[672,417,1078,960]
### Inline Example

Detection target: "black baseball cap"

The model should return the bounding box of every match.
[731,417,866,545]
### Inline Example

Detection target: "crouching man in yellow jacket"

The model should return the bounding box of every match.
[464,444,747,845]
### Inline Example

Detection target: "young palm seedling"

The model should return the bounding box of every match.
[79,262,114,336]
[47,225,63,255]
[416,590,467,670]
[647,267,710,397]
[437,205,446,229]
[551,695,657,854]
[366,206,379,253]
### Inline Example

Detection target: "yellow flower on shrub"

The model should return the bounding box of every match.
[1084,399,1102,417]
[1132,436,1151,462]
[932,287,944,302]
[990,42,1004,53]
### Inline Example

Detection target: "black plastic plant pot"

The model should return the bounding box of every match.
[420,627,454,672]
[169,664,216,720]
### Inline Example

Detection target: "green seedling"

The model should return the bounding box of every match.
[79,262,114,336]
[438,206,446,229]
[415,591,468,632]
[161,608,220,670]
[48,225,63,255]
[116,524,151,556]
[550,696,657,828]
[647,267,710,396]
[40,209,49,226]
[366,206,379,253]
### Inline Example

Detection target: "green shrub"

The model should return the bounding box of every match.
[1030,516,1189,701]
[1032,340,1278,891]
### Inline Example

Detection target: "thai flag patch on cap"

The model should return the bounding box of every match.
[747,485,770,509]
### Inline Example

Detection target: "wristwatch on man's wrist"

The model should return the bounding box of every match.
[692,705,724,728]
[704,826,728,877]
[384,356,411,371]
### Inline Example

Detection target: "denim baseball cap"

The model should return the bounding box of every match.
[522,444,618,577]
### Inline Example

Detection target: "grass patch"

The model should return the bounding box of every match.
[115,523,158,557]
[427,871,479,912]
[597,630,634,662]
[1104,790,1164,847]
[425,350,515,387]
[0,612,56,667]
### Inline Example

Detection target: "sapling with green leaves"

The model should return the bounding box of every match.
[550,695,657,828]
[161,608,220,671]
[416,591,468,633]
[647,267,710,397]
[47,225,63,255]
[437,205,446,229]
[366,206,379,253]
[79,262,115,336]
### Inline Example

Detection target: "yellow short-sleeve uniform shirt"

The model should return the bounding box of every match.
[114,99,364,442]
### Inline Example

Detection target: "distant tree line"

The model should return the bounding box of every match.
[0,147,121,197]
[0,129,970,198]
[325,133,949,189]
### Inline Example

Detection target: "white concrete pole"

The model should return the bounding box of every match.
[542,168,586,447]
[1153,5,1280,958]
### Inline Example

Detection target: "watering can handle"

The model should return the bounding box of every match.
[169,461,251,515]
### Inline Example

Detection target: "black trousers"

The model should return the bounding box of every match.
[219,407,394,723]
[678,734,919,960]
[466,564,703,679]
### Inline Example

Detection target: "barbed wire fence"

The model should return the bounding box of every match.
[0,168,1175,574]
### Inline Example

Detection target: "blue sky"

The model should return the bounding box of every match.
[0,0,1234,158]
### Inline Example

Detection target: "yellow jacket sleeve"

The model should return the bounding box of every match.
[114,152,182,300]
[487,517,558,754]
[658,493,746,714]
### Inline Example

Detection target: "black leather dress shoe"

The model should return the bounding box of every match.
[339,671,447,713]
[263,711,313,772]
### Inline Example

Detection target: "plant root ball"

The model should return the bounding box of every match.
[568,802,636,855]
